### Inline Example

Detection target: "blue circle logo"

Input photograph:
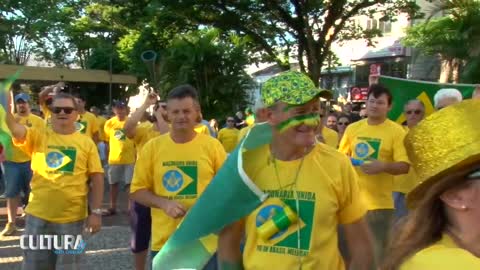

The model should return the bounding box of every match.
[46,152,64,169]
[162,170,184,192]
[355,142,370,158]
[256,205,286,239]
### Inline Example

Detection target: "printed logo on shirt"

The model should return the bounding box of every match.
[75,121,87,134]
[255,191,315,257]
[45,146,77,174]
[25,119,32,127]
[354,137,381,160]
[113,129,126,141]
[161,161,198,199]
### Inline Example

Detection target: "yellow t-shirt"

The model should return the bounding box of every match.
[130,133,227,251]
[394,127,419,193]
[96,116,107,142]
[242,143,367,270]
[217,127,240,153]
[75,111,98,140]
[238,125,254,144]
[9,113,45,163]
[400,234,480,270]
[194,123,210,135]
[104,117,136,165]
[132,122,161,155]
[41,103,52,127]
[322,127,339,149]
[13,127,103,223]
[338,119,409,210]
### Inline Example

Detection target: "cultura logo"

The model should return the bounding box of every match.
[20,235,87,255]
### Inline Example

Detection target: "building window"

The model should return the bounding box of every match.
[366,19,391,34]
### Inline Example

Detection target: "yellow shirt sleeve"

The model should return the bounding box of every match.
[338,126,353,156]
[393,128,410,163]
[212,139,227,173]
[336,155,367,224]
[87,140,104,174]
[12,127,41,156]
[103,119,111,143]
[130,140,154,193]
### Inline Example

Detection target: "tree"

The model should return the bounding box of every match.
[0,0,61,65]
[155,0,420,85]
[156,30,253,119]
[403,0,480,83]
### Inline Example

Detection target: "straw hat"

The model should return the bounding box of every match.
[406,99,480,206]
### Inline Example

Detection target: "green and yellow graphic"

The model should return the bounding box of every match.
[354,137,381,160]
[46,147,77,173]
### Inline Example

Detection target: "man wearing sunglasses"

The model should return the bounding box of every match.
[217,117,239,153]
[392,100,426,218]
[0,93,44,237]
[5,93,104,269]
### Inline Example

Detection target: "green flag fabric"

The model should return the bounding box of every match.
[0,71,22,159]
[379,76,476,124]
[153,123,272,270]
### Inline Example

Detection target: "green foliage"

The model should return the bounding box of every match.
[403,0,480,83]
[156,30,253,120]
[155,0,421,84]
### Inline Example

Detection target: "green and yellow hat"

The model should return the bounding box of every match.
[261,71,332,107]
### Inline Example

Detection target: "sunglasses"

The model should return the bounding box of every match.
[338,122,350,126]
[52,107,76,114]
[227,120,235,122]
[406,110,423,115]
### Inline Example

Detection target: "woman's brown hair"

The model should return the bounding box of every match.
[382,164,479,270]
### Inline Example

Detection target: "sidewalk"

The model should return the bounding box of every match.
[0,189,135,270]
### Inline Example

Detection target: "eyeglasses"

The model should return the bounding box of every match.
[52,107,76,114]
[406,110,423,115]
[338,122,350,126]
[227,120,235,122]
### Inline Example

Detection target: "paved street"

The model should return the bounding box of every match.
[0,189,138,270]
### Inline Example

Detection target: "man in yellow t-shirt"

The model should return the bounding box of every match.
[73,94,99,143]
[130,85,226,264]
[0,93,44,237]
[103,100,135,215]
[217,116,240,153]
[237,96,269,144]
[90,106,108,142]
[124,93,170,270]
[392,100,425,218]
[219,71,373,270]
[339,84,410,266]
[5,93,104,269]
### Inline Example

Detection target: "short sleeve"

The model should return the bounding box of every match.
[87,141,104,174]
[336,156,367,224]
[12,127,40,156]
[90,115,99,134]
[338,126,353,156]
[130,140,154,193]
[103,120,111,142]
[133,124,148,145]
[393,128,410,163]
[212,139,227,174]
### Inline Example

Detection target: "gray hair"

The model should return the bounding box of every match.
[433,88,463,108]
[404,99,425,109]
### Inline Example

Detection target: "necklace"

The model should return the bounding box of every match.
[270,146,307,270]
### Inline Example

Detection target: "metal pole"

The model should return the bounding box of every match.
[108,2,114,109]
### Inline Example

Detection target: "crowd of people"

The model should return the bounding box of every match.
[0,71,479,270]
